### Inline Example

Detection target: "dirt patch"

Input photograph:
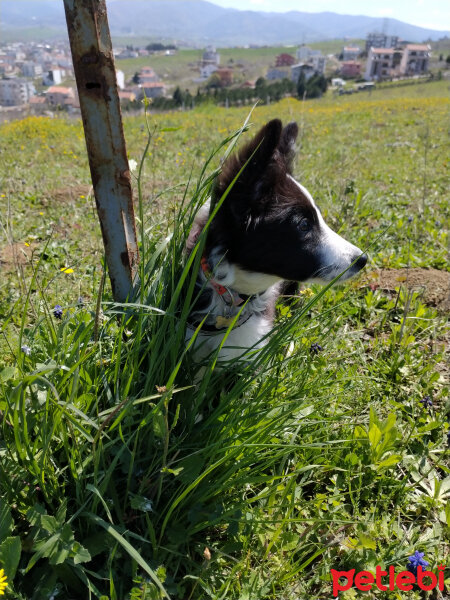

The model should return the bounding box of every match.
[364,268,449,312]
[0,242,36,271]
[49,184,92,203]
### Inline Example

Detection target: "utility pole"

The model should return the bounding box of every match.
[63,0,139,303]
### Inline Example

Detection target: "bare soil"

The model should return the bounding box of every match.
[364,268,449,313]
[49,184,92,203]
[0,242,36,271]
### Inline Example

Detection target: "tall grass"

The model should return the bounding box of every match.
[0,110,448,600]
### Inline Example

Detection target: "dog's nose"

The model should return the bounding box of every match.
[355,253,368,270]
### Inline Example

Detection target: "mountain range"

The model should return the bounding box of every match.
[1,0,448,45]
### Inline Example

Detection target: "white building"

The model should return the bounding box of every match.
[365,33,399,52]
[399,44,430,76]
[295,46,325,74]
[116,69,125,89]
[364,44,430,81]
[364,48,398,80]
[43,68,62,86]
[342,46,360,61]
[202,46,220,65]
[291,63,316,83]
[21,61,43,78]
[296,46,321,61]
[0,78,36,106]
[200,63,218,80]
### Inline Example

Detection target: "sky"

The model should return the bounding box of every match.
[211,0,450,31]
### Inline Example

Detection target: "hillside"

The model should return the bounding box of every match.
[1,0,448,44]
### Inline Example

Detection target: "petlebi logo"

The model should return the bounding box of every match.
[331,552,446,596]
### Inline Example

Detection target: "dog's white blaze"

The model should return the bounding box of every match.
[289,177,363,282]
[208,247,281,295]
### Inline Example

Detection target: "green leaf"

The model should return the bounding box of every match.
[358,533,377,550]
[130,495,154,512]
[368,423,382,450]
[160,466,183,476]
[0,536,21,581]
[41,515,58,534]
[0,366,16,382]
[377,454,402,469]
[71,541,91,565]
[381,412,396,433]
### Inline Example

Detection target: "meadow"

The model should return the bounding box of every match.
[0,79,449,599]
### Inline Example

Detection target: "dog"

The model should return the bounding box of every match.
[186,119,367,365]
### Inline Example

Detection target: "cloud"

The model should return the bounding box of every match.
[378,8,394,16]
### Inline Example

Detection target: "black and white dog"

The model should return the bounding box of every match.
[186,119,366,364]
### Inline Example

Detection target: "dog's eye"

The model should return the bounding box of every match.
[299,218,310,232]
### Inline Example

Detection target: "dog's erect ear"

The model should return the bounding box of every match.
[213,119,283,226]
[243,118,283,173]
[277,121,298,173]
[216,119,283,195]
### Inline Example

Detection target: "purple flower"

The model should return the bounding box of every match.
[407,216,414,223]
[310,342,323,355]
[21,344,31,356]
[53,304,63,319]
[420,395,433,408]
[407,551,429,575]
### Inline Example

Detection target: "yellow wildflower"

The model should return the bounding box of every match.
[300,288,314,298]
[60,267,74,274]
[0,569,8,595]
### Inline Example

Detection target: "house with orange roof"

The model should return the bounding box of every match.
[46,86,75,106]
[399,44,430,76]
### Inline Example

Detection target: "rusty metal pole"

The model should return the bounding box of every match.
[63,0,139,303]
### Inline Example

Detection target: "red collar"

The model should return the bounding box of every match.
[201,256,246,306]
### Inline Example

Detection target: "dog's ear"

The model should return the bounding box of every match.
[277,121,298,174]
[213,119,283,227]
[216,119,282,195]
[241,118,283,176]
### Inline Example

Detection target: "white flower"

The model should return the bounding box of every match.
[128,158,138,172]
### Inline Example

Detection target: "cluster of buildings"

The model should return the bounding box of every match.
[196,46,234,87]
[0,41,77,107]
[267,45,326,84]
[364,42,430,81]
[0,32,435,114]
[0,39,170,113]
[196,35,432,92]
[126,65,166,100]
[337,34,430,82]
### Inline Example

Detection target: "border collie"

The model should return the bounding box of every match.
[186,119,366,365]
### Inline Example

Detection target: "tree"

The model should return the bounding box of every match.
[297,71,306,99]
[173,86,184,106]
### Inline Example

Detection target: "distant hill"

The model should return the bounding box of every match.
[1,0,448,45]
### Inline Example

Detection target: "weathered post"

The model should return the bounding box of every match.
[63,0,139,302]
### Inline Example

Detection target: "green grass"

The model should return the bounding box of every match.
[0,81,449,599]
